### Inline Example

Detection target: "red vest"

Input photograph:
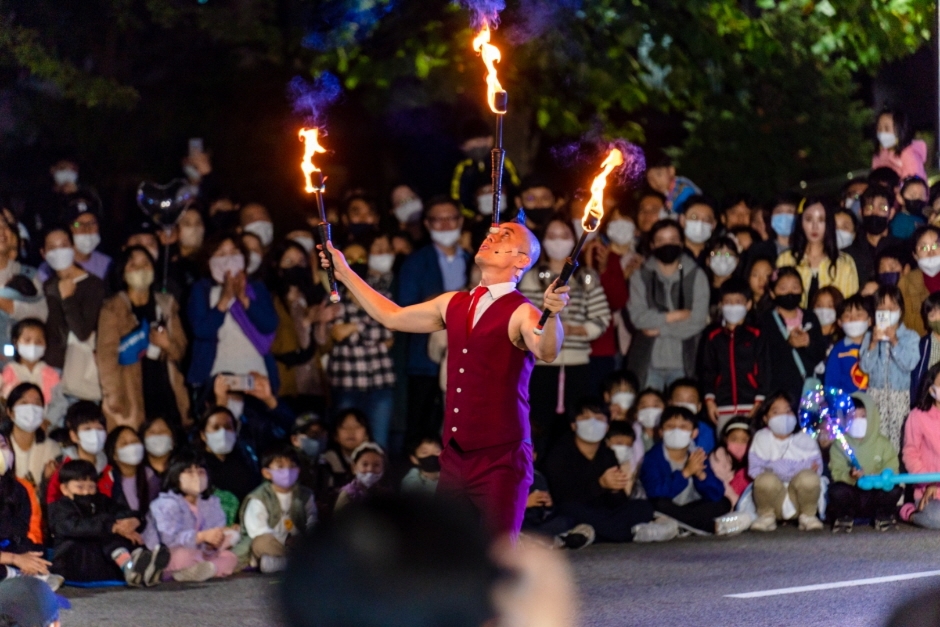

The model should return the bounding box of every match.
[443,289,536,451]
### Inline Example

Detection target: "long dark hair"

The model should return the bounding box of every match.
[873,108,914,156]
[105,426,152,517]
[163,446,213,498]
[110,245,156,295]
[752,390,796,433]
[916,362,940,411]
[0,383,47,444]
[197,230,248,282]
[789,198,839,279]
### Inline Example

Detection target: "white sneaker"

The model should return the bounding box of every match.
[35,573,65,592]
[798,514,823,531]
[171,560,217,583]
[715,512,754,536]
[259,555,287,573]
[749,514,777,532]
[632,518,679,543]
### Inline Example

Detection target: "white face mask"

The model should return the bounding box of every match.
[393,199,423,224]
[877,131,898,149]
[247,251,263,275]
[209,253,245,284]
[116,443,145,466]
[918,256,940,278]
[476,193,508,217]
[46,247,75,271]
[637,407,663,429]
[144,434,173,457]
[544,238,575,261]
[836,229,855,250]
[674,402,699,415]
[813,307,837,327]
[368,253,395,274]
[73,233,100,256]
[663,428,693,450]
[205,429,236,455]
[226,398,245,419]
[710,255,738,277]
[847,417,868,439]
[78,428,107,455]
[179,225,204,250]
[17,343,45,363]
[13,404,44,433]
[290,236,314,254]
[610,444,633,465]
[243,220,274,247]
[54,169,78,186]
[684,220,713,244]
[356,471,383,488]
[768,413,797,436]
[430,228,462,248]
[932,385,940,401]
[611,392,635,411]
[607,219,636,246]
[575,417,608,443]
[722,304,748,325]
[875,309,901,330]
[841,320,870,338]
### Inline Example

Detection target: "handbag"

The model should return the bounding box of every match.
[61,330,102,401]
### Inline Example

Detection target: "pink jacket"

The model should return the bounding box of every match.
[902,406,940,500]
[1,361,60,407]
[709,447,750,507]
[871,140,927,181]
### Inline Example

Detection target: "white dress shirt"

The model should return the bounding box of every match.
[470,282,518,329]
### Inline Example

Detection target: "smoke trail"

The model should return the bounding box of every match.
[287,72,342,127]
[551,139,646,187]
[302,0,395,51]
[504,0,581,45]
[457,0,506,30]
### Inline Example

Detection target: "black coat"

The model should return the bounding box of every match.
[757,307,828,403]
[542,434,625,509]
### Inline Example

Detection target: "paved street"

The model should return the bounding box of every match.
[61,525,940,627]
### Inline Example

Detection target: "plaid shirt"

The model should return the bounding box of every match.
[327,276,396,391]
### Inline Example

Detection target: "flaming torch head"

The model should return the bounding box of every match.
[581,148,624,234]
[472,23,507,114]
[298,127,327,194]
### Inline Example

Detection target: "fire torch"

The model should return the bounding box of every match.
[473,24,507,233]
[299,127,340,303]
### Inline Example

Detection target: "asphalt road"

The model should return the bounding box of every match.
[60,525,940,627]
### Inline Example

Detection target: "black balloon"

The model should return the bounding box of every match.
[136,179,197,227]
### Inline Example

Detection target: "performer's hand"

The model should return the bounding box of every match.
[317,240,350,281]
[542,280,570,317]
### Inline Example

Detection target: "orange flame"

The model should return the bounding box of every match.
[472,23,504,113]
[582,148,624,232]
[298,127,326,194]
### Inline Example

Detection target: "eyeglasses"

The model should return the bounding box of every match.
[918,243,940,254]
[863,203,890,215]
[710,251,736,259]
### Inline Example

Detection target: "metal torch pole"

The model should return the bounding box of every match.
[313,171,340,303]
[533,215,598,335]
[490,90,508,233]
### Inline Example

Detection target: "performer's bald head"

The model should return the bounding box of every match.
[475,222,540,282]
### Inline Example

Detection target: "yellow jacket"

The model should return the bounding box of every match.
[776,250,859,308]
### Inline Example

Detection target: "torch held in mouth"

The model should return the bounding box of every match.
[473,23,507,233]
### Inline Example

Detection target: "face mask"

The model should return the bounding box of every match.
[476,194,507,216]
[247,252,263,275]
[368,253,395,274]
[862,215,889,236]
[393,199,423,224]
[209,254,245,283]
[610,444,633,465]
[205,429,236,455]
[906,199,928,216]
[877,131,898,149]
[841,320,870,339]
[0,448,12,476]
[726,441,747,461]
[525,208,553,227]
[684,220,713,244]
[607,219,636,246]
[774,293,802,310]
[78,428,106,455]
[847,417,868,439]
[652,244,683,264]
[663,428,693,450]
[543,238,574,261]
[54,169,78,186]
[710,255,738,277]
[919,256,940,278]
[846,197,862,216]
[356,472,383,488]
[930,320,940,335]
[116,443,145,466]
[771,213,795,237]
[180,472,208,497]
[348,223,378,241]
[13,404,44,433]
[144,434,173,457]
[269,467,300,490]
[125,269,154,291]
[722,304,748,325]
[46,247,75,271]
[290,236,315,254]
[226,398,245,419]
[836,229,855,250]
[875,309,900,329]
[17,342,45,363]
[575,417,608,443]
[183,164,202,182]
[299,436,321,458]
[674,402,698,415]
[243,220,274,247]
[637,407,662,429]
[768,413,797,436]
[879,272,900,287]
[611,392,635,411]
[73,233,100,255]
[430,228,461,248]
[417,455,441,473]
[813,307,837,327]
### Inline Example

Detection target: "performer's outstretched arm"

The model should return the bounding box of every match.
[515,280,569,363]
[318,241,449,333]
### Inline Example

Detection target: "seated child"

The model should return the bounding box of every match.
[748,392,824,532]
[605,421,639,497]
[632,388,665,452]
[828,393,901,532]
[105,426,162,524]
[143,449,240,582]
[522,452,595,550]
[48,459,169,586]
[824,294,872,394]
[46,401,113,503]
[401,437,442,495]
[708,419,752,509]
[239,445,316,573]
[290,413,327,493]
[603,370,639,421]
[1,319,61,411]
[335,442,386,510]
[639,407,730,533]
[903,362,940,529]
[667,379,715,453]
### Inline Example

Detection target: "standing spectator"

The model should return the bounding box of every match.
[678,196,717,267]
[38,206,111,282]
[811,286,843,345]
[97,246,189,430]
[745,257,775,322]
[850,185,902,285]
[514,175,559,232]
[634,191,668,238]
[824,294,872,394]
[0,383,60,488]
[339,192,381,246]
[750,192,800,262]
[626,219,709,390]
[871,108,927,182]
[1,320,62,416]
[451,118,520,218]
[891,176,929,240]
[719,196,754,232]
[704,237,740,310]
[0,218,47,361]
[239,203,275,251]
[240,232,265,281]
[900,225,940,336]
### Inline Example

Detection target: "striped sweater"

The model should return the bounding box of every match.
[518,264,611,366]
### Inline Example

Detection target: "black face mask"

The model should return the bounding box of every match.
[862,214,889,235]
[73,494,98,514]
[879,271,901,286]
[774,293,802,310]
[210,210,239,233]
[347,223,377,242]
[905,199,928,216]
[525,207,553,226]
[350,262,369,280]
[278,266,318,303]
[652,244,683,264]
[416,455,441,473]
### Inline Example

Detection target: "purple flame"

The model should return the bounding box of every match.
[458,0,505,30]
[287,72,342,127]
